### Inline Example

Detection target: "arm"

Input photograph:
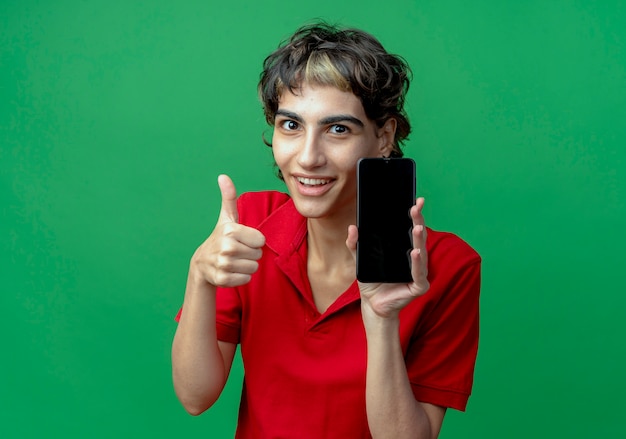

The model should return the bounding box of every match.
[172,175,265,415]
[348,198,444,438]
[172,271,237,415]
[361,305,445,439]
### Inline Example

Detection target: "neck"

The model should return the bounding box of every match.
[306,215,354,270]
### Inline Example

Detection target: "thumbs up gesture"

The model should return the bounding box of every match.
[190,175,266,288]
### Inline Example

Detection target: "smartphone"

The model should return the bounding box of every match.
[356,157,416,283]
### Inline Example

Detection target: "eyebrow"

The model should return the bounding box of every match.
[275,110,304,124]
[320,114,364,127]
[275,109,364,127]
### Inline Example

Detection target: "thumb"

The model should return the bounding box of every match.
[217,174,238,223]
[345,225,358,261]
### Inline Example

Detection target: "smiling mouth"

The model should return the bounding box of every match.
[296,177,332,186]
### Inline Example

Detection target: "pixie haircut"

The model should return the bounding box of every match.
[258,22,412,156]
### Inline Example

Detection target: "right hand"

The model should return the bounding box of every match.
[190,174,266,288]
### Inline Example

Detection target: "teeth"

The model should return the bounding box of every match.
[297,177,330,186]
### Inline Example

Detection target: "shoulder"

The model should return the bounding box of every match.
[426,228,481,276]
[236,191,293,228]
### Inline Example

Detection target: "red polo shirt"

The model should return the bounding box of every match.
[178,191,481,438]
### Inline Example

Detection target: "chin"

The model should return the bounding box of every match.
[291,196,353,222]
[291,199,328,219]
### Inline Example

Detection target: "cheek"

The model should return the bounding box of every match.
[271,142,292,172]
[335,149,368,171]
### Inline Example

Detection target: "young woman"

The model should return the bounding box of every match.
[172,23,481,439]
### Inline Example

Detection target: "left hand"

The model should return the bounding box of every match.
[346,197,430,320]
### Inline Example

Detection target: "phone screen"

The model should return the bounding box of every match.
[356,157,416,283]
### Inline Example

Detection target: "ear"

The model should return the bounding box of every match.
[378,118,397,156]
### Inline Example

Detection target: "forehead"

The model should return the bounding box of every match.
[277,83,367,119]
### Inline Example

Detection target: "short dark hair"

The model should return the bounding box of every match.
[258,22,412,155]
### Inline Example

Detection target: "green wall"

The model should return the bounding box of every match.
[2,1,624,437]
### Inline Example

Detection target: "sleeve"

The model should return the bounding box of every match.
[173,286,242,344]
[406,257,481,411]
[214,286,243,344]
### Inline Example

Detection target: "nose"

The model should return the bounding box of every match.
[296,132,326,169]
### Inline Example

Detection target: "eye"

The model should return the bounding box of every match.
[278,119,300,131]
[329,124,349,134]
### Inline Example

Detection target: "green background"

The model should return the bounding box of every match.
[2,0,624,437]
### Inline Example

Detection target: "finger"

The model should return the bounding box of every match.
[218,235,264,260]
[218,174,238,223]
[409,247,429,296]
[410,197,426,227]
[212,271,254,288]
[410,224,429,290]
[411,224,427,261]
[345,225,358,260]
[410,197,427,248]
[222,222,266,249]
[410,198,429,286]
[411,224,426,251]
[215,254,261,276]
